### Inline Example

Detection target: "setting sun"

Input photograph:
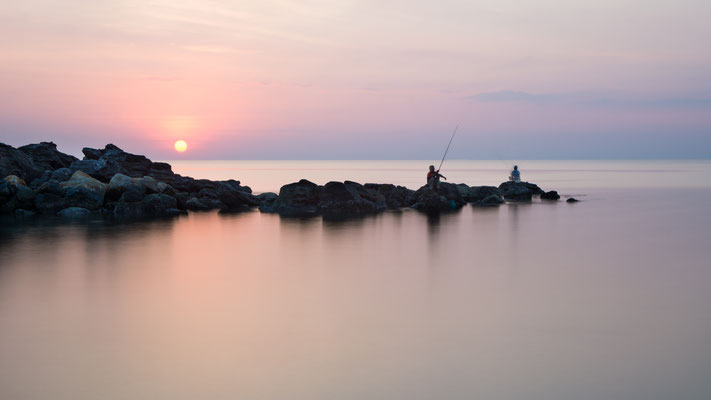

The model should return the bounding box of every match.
[174,140,188,153]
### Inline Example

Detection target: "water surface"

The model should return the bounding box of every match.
[1,160,710,400]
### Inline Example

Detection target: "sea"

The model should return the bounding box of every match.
[1,160,710,400]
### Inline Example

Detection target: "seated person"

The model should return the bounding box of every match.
[509,165,521,182]
[427,165,446,189]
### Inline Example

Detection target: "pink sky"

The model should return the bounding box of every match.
[1,0,710,159]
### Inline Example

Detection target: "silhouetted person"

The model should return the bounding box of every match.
[427,165,446,190]
[509,165,521,182]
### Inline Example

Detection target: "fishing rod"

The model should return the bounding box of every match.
[437,124,459,171]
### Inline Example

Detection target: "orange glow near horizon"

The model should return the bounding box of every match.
[174,140,188,152]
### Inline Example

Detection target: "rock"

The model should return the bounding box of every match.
[364,183,416,208]
[541,190,560,200]
[257,192,278,202]
[567,197,579,203]
[138,176,159,194]
[1,175,35,213]
[438,182,465,207]
[262,179,319,216]
[1,143,45,182]
[68,158,121,182]
[14,209,36,217]
[57,207,91,218]
[473,194,505,206]
[216,185,261,211]
[457,184,502,203]
[61,171,107,210]
[315,181,387,216]
[82,147,102,160]
[186,197,212,211]
[156,182,176,197]
[51,168,74,182]
[411,186,451,212]
[498,181,534,201]
[106,173,142,201]
[118,186,146,203]
[18,142,77,171]
[175,192,190,210]
[34,179,68,215]
[140,194,177,216]
[29,170,53,189]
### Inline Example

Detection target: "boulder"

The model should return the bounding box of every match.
[140,194,177,216]
[0,143,45,182]
[1,175,35,213]
[18,142,77,171]
[364,183,415,208]
[29,170,53,189]
[315,181,387,216]
[498,181,535,201]
[138,176,159,194]
[438,182,466,207]
[457,184,502,203]
[217,185,261,211]
[156,182,176,197]
[263,179,319,216]
[566,197,579,203]
[34,179,68,215]
[411,186,451,212]
[473,194,505,206]
[185,197,212,211]
[541,190,560,200]
[57,207,91,218]
[51,168,74,182]
[61,171,107,210]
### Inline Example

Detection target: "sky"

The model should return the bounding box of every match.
[1,0,710,159]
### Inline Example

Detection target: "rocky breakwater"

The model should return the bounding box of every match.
[1,142,261,219]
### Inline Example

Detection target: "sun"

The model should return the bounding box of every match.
[174,140,188,153]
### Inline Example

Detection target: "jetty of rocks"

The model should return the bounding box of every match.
[1,142,568,220]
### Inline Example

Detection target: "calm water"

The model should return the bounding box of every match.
[1,160,711,400]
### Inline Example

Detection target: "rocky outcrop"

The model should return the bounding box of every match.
[498,181,544,201]
[541,190,560,200]
[2,141,570,221]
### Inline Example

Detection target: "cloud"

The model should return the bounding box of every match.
[468,90,711,109]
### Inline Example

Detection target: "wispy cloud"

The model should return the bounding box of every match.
[468,90,711,108]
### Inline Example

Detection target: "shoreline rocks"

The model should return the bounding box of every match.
[2,141,570,221]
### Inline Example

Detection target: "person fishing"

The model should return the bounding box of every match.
[428,124,458,191]
[427,165,446,190]
[509,165,521,182]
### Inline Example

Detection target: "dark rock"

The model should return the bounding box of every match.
[438,182,465,207]
[118,186,146,203]
[0,143,45,182]
[34,179,68,215]
[498,181,534,201]
[82,147,102,160]
[175,192,190,210]
[257,192,278,203]
[61,171,107,210]
[1,175,34,214]
[457,184,502,202]
[567,197,579,203]
[216,185,261,211]
[14,209,36,217]
[156,182,176,197]
[19,142,77,171]
[51,168,74,182]
[186,197,212,211]
[364,183,415,208]
[106,174,145,202]
[140,194,177,216]
[199,188,218,199]
[29,170,53,189]
[541,191,560,200]
[315,181,386,216]
[473,194,505,206]
[57,207,91,218]
[411,186,451,212]
[262,179,319,216]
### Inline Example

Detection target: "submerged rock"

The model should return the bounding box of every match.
[473,194,505,206]
[541,190,560,200]
[567,197,579,203]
